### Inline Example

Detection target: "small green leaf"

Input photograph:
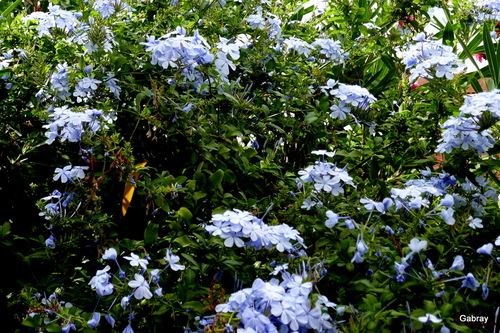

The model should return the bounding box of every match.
[144,222,159,245]
[182,301,205,312]
[180,253,199,268]
[174,235,192,247]
[304,112,318,125]
[208,169,224,189]
[178,207,193,222]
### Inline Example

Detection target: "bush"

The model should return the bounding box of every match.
[1,0,500,332]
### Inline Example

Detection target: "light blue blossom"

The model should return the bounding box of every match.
[461,273,480,291]
[45,235,56,249]
[417,313,442,324]
[93,0,132,19]
[407,238,427,255]
[247,14,265,29]
[449,256,464,271]
[102,248,118,260]
[124,252,149,270]
[468,216,483,229]
[477,243,493,255]
[205,209,304,253]
[53,165,88,183]
[401,37,465,83]
[105,313,115,327]
[283,37,312,56]
[123,323,134,333]
[89,265,114,296]
[440,207,455,225]
[323,82,376,110]
[311,38,348,65]
[164,250,186,271]
[329,101,351,120]
[128,274,153,299]
[87,312,101,328]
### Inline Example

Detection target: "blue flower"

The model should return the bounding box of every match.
[356,234,369,255]
[105,313,115,327]
[123,323,134,333]
[246,14,265,29]
[89,266,114,296]
[45,235,56,249]
[477,243,493,255]
[128,274,153,299]
[417,313,442,324]
[182,103,196,113]
[482,282,489,300]
[164,250,186,271]
[102,248,118,260]
[461,273,480,291]
[449,256,464,271]
[87,312,101,328]
[124,252,148,269]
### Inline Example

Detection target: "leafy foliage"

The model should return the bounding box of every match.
[2,0,500,332]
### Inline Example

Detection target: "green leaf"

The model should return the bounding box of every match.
[174,235,192,247]
[182,301,205,312]
[1,0,22,18]
[44,322,63,332]
[208,169,224,189]
[483,24,499,87]
[178,207,193,222]
[144,222,159,245]
[193,191,207,201]
[180,253,199,268]
[21,317,38,328]
[1,222,11,238]
[442,21,454,45]
[304,112,318,125]
[448,322,472,333]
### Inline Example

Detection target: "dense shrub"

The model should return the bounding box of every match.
[1,0,500,332]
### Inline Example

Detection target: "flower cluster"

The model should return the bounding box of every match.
[39,190,78,221]
[204,209,305,253]
[38,63,121,103]
[23,4,83,38]
[43,106,114,144]
[87,248,185,331]
[214,266,339,332]
[53,165,88,183]
[280,37,348,64]
[473,0,500,21]
[401,32,466,83]
[436,89,500,155]
[92,0,133,19]
[319,79,376,119]
[297,154,355,209]
[246,12,283,39]
[23,4,117,54]
[0,51,13,70]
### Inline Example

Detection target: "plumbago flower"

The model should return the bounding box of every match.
[38,189,79,220]
[87,249,186,330]
[142,27,241,91]
[297,151,355,207]
[319,79,376,119]
[199,260,339,333]
[204,209,305,253]
[53,165,88,183]
[436,89,500,156]
[22,3,118,54]
[400,32,465,83]
[43,106,115,144]
[37,62,122,103]
[473,0,500,21]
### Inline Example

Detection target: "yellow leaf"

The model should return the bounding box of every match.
[122,161,147,216]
